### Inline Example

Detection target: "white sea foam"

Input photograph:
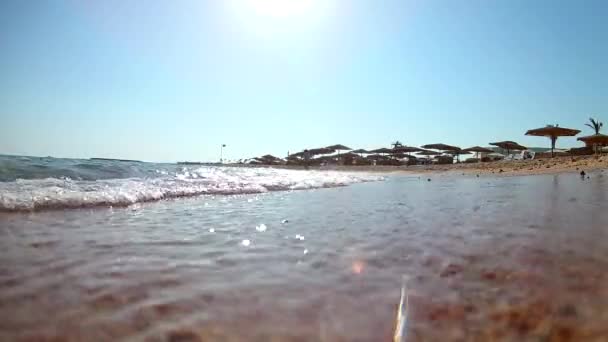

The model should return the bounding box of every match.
[0,167,383,211]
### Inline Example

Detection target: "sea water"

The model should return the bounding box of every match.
[1,155,608,340]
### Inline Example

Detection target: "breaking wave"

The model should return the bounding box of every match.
[0,155,382,211]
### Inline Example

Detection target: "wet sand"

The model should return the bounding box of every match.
[1,172,608,341]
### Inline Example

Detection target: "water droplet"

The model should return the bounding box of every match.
[241,239,251,247]
[256,224,267,232]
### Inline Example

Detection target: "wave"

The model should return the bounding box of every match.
[0,166,383,211]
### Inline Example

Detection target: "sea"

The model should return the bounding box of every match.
[1,154,608,341]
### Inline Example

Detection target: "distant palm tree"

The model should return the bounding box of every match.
[585,117,603,134]
[391,141,403,149]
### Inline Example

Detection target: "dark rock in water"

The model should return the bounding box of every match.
[476,174,479,177]
[427,178,431,182]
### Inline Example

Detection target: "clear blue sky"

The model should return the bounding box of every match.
[1,0,606,162]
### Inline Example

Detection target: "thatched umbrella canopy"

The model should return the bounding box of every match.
[578,134,608,153]
[490,141,527,155]
[351,149,369,154]
[392,146,422,159]
[369,148,393,154]
[463,146,494,159]
[446,149,471,163]
[324,144,351,161]
[421,143,461,152]
[394,146,423,153]
[325,144,352,151]
[578,133,608,145]
[417,150,442,156]
[526,125,580,157]
[463,146,494,153]
[255,154,284,165]
[366,154,390,161]
[416,150,442,163]
[309,147,335,155]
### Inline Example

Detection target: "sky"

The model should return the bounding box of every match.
[1,0,606,162]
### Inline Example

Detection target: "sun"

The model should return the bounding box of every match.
[225,0,334,38]
[222,0,337,36]
[244,0,317,18]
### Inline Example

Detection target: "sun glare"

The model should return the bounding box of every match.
[246,0,316,18]
[226,0,334,37]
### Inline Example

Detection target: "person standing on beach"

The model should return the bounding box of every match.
[303,149,311,170]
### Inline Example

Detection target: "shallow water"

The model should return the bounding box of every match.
[1,171,608,341]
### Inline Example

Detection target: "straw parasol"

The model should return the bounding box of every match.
[421,143,461,152]
[447,149,471,163]
[463,146,494,159]
[324,144,351,161]
[369,148,394,154]
[393,146,423,153]
[578,134,608,153]
[416,150,441,164]
[577,133,608,145]
[255,154,284,165]
[490,141,527,155]
[351,149,369,154]
[392,146,422,159]
[309,147,335,155]
[417,150,442,156]
[325,144,352,151]
[366,154,390,161]
[525,125,580,157]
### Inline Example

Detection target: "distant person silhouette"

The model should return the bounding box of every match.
[303,149,311,170]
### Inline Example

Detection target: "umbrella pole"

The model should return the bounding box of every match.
[551,136,556,158]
